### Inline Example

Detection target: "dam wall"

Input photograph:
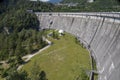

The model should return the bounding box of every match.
[36,12,120,80]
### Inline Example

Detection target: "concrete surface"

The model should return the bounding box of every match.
[35,12,120,80]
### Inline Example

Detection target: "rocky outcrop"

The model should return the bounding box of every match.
[36,12,120,80]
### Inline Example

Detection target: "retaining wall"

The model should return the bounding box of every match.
[36,12,120,80]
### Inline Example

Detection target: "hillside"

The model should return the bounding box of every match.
[62,0,119,5]
[56,0,120,12]
[61,0,87,4]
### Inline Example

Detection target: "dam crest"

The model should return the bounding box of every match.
[35,12,120,80]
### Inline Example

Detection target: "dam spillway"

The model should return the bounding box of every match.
[35,12,120,80]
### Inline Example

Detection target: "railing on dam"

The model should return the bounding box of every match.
[35,12,120,19]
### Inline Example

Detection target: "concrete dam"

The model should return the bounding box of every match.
[35,12,120,80]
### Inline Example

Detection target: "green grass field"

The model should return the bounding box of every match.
[23,31,91,80]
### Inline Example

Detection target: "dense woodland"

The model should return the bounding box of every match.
[0,0,51,79]
[0,0,51,60]
[0,1,54,57]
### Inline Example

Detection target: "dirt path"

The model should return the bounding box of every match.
[17,38,51,70]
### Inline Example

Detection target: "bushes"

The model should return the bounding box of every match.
[4,70,29,80]
[52,31,59,39]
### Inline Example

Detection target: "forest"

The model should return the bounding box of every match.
[0,0,51,79]
[0,0,52,60]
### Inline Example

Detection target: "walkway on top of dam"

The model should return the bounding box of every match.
[35,12,120,20]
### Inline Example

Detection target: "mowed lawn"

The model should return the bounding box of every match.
[23,32,91,80]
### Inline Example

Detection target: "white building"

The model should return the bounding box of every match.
[88,0,94,3]
[58,30,64,36]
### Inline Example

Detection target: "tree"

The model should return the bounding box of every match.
[15,41,26,56]
[39,71,47,80]
[52,31,59,39]
[15,56,24,65]
[29,62,41,80]
[6,70,29,80]
[29,61,47,80]
[0,49,9,60]
[28,38,33,54]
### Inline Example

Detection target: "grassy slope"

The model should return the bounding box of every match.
[23,32,91,80]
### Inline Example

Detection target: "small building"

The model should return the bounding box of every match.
[55,3,78,7]
[88,0,94,3]
[58,30,64,36]
[26,10,33,13]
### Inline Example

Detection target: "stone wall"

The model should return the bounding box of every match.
[36,12,120,80]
